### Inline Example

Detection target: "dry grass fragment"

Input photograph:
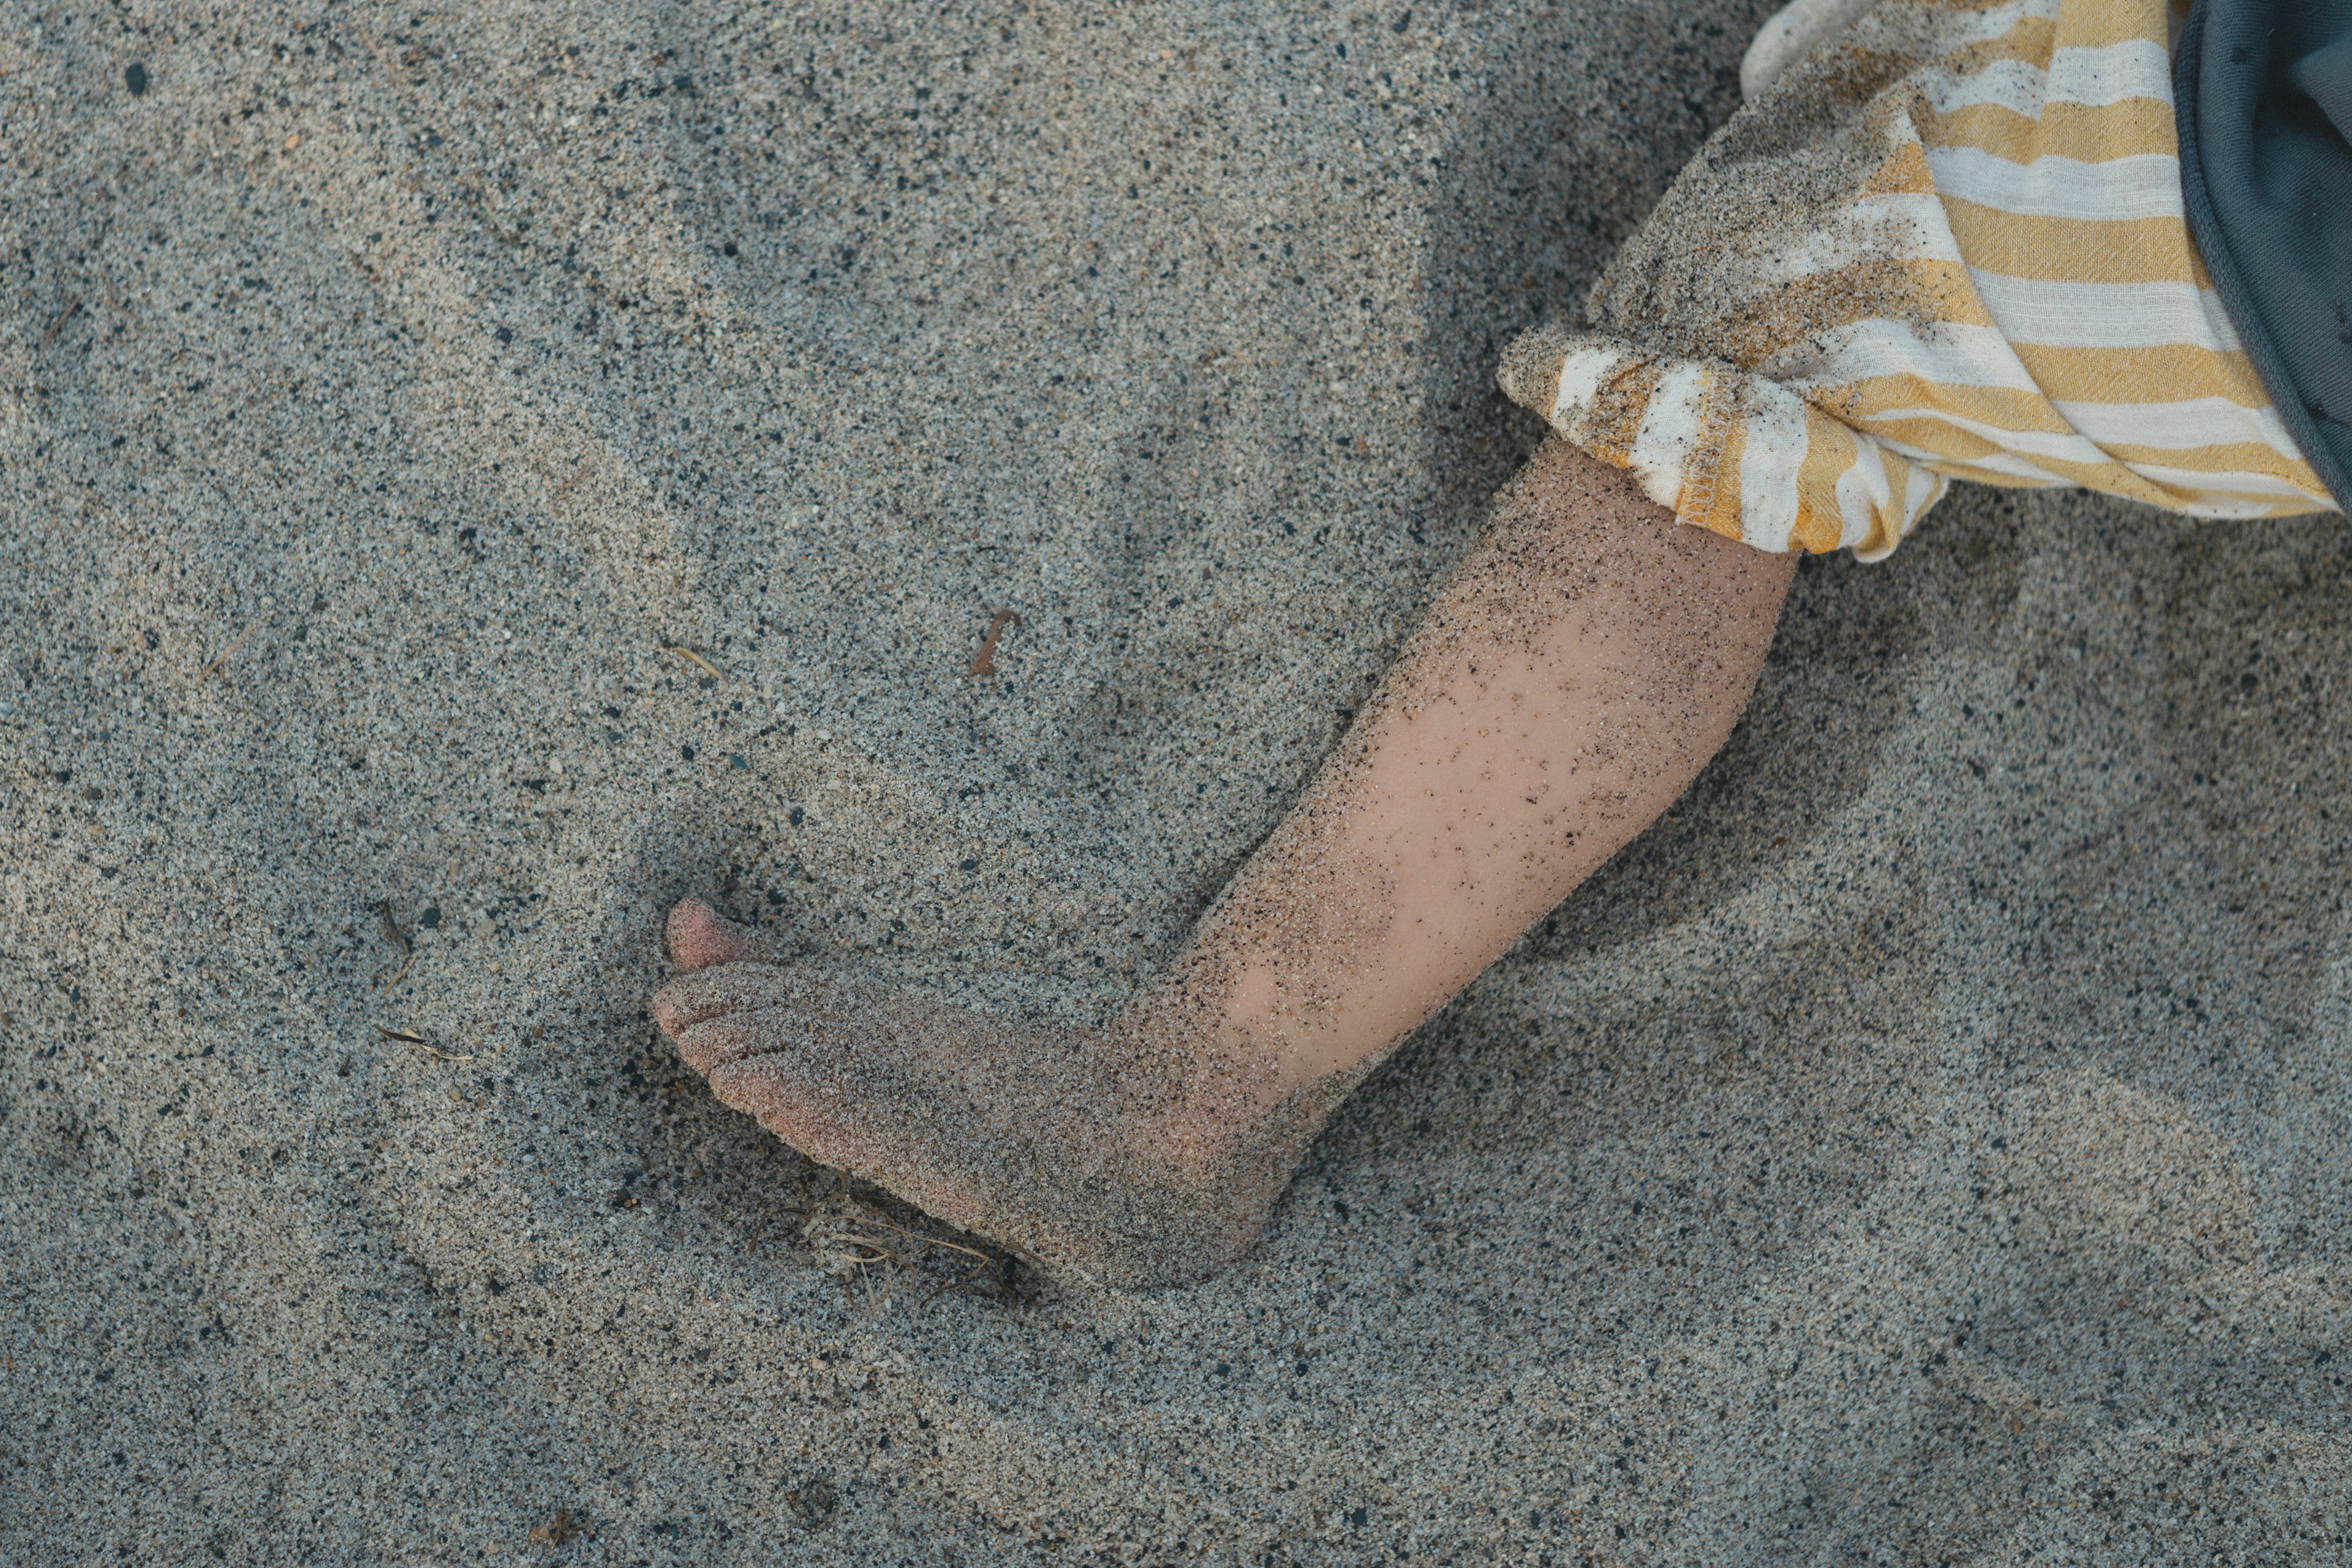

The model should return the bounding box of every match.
[527,1507,583,1545]
[660,644,725,680]
[195,622,260,684]
[374,1023,473,1062]
[355,26,398,80]
[40,295,81,350]
[375,897,414,988]
[795,1188,1005,1312]
[967,609,1021,676]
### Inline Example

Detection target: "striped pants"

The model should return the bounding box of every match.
[1499,0,2339,560]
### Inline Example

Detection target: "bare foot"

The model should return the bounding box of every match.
[653,900,1355,1289]
[650,445,1790,1291]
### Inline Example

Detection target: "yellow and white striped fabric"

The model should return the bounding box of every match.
[1496,0,2339,560]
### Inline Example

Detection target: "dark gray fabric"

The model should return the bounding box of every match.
[2175,0,2352,510]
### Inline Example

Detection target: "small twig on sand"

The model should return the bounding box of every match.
[195,622,261,684]
[857,1210,993,1265]
[661,644,725,680]
[797,1190,1005,1311]
[916,1254,997,1313]
[40,295,81,352]
[456,181,522,246]
[528,1508,583,1546]
[374,1023,473,1062]
[355,26,398,79]
[377,897,414,988]
[966,610,1021,677]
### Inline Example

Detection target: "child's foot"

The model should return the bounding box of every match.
[652,900,1354,1289]
[650,446,1789,1290]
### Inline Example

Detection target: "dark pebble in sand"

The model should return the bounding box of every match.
[125,62,146,96]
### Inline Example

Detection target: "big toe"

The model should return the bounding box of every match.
[652,963,807,1054]
[666,897,764,971]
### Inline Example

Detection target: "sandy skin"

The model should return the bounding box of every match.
[652,442,1796,1289]
[655,899,1337,1288]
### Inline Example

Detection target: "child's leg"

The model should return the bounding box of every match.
[656,440,1795,1286]
[1149,437,1796,1091]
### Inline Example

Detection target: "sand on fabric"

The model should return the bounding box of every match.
[3,0,2348,1561]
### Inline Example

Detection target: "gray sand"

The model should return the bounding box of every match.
[4,0,2348,1561]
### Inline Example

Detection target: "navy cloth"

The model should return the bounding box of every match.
[2176,0,2352,510]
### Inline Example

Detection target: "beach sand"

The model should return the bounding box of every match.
[4,0,2348,1560]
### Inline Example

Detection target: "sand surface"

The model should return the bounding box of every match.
[5,1,2349,1561]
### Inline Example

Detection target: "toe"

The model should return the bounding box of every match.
[704,1051,994,1239]
[651,964,807,1051]
[666,897,764,971]
[708,1054,837,1136]
[669,1003,829,1077]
